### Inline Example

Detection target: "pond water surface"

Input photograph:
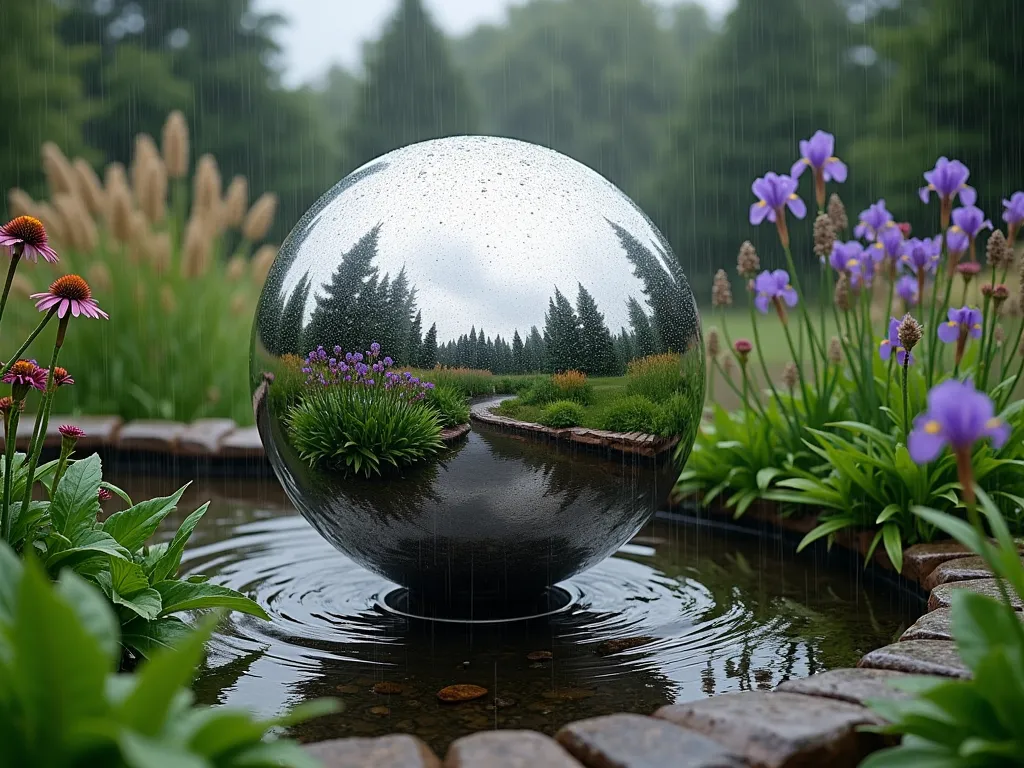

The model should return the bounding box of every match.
[112,473,922,754]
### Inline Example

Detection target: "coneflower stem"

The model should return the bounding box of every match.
[2,407,21,542]
[0,309,57,379]
[19,330,64,521]
[0,246,23,328]
[49,442,75,499]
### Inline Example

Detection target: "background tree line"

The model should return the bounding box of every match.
[4,0,1020,292]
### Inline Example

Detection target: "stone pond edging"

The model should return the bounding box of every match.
[11,415,1021,766]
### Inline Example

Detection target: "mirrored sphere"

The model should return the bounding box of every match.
[251,136,704,615]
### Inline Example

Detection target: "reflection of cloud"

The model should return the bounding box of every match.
[278,137,670,342]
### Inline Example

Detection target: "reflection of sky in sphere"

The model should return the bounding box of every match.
[278,137,670,343]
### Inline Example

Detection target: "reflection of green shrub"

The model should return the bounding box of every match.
[520,379,559,405]
[626,353,683,403]
[658,392,696,437]
[427,384,470,428]
[600,395,661,434]
[267,353,308,413]
[287,386,444,476]
[540,400,585,428]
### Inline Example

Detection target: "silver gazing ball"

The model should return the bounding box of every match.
[251,136,703,616]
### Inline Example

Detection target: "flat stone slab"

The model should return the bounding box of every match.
[177,418,238,455]
[556,713,744,768]
[446,730,581,767]
[929,578,1024,611]
[776,668,913,706]
[901,606,1024,642]
[218,425,265,457]
[654,691,885,768]
[305,735,440,767]
[116,420,187,452]
[923,556,993,591]
[901,540,973,582]
[858,639,969,679]
[0,414,123,450]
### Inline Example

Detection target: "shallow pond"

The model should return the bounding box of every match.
[112,473,922,753]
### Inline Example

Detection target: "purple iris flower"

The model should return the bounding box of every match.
[919,157,977,208]
[879,317,913,366]
[854,200,894,242]
[829,241,864,274]
[749,173,806,226]
[791,131,847,208]
[899,236,941,275]
[874,225,904,262]
[950,206,993,239]
[938,306,983,344]
[1004,191,1024,231]
[946,228,969,261]
[753,269,798,314]
[896,275,918,307]
[908,379,1008,465]
[370,342,381,355]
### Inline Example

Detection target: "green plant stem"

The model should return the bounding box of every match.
[884,355,895,406]
[998,344,1024,412]
[713,357,768,420]
[49,444,73,499]
[901,358,910,439]
[0,246,23,328]
[926,233,954,388]
[978,264,998,391]
[779,314,812,416]
[18,340,61,521]
[0,309,56,379]
[781,242,827,363]
[1,407,21,542]
[748,302,800,438]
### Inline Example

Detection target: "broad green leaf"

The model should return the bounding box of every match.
[118,730,208,768]
[118,614,220,737]
[57,570,120,668]
[121,617,193,659]
[0,542,22,624]
[111,558,151,596]
[969,647,1024,743]
[113,588,163,621]
[44,529,130,571]
[12,557,110,759]
[755,467,782,491]
[858,746,963,768]
[228,739,323,768]
[9,501,48,549]
[796,518,853,552]
[147,503,209,583]
[49,453,102,539]
[919,676,1003,740]
[99,481,133,507]
[876,504,901,524]
[882,523,904,574]
[950,590,1024,670]
[154,580,269,620]
[103,484,189,554]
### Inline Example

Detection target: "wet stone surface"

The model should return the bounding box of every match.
[655,691,886,768]
[445,730,581,767]
[922,555,992,591]
[901,541,973,582]
[858,639,970,679]
[899,608,955,642]
[556,713,744,768]
[928,578,1024,612]
[304,734,440,768]
[177,418,238,455]
[775,668,913,706]
[116,419,187,452]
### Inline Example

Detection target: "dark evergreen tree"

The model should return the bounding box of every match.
[343,0,478,171]
[576,283,620,376]
[406,310,423,366]
[628,297,658,359]
[615,328,636,368]
[511,330,525,374]
[525,326,547,373]
[304,225,381,353]
[420,323,438,368]
[543,288,582,373]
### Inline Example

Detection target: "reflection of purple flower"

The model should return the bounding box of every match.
[879,317,913,366]
[854,200,894,241]
[383,356,393,366]
[908,379,1007,465]
[938,306,983,344]
[919,157,976,209]
[896,275,918,307]
[753,269,798,314]
[791,131,847,208]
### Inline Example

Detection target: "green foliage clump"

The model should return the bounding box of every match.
[519,379,560,406]
[626,353,684,403]
[600,395,661,435]
[657,392,697,438]
[0,544,334,767]
[539,400,585,429]
[427,384,470,428]
[552,371,595,406]
[417,367,495,398]
[287,386,444,476]
[1,453,267,662]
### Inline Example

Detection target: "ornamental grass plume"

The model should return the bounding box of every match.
[827,193,848,232]
[162,110,190,179]
[711,269,733,308]
[242,192,278,242]
[192,154,222,222]
[706,327,721,358]
[986,229,1011,270]
[834,273,851,311]
[813,214,835,261]
[7,189,35,220]
[782,361,799,393]
[41,142,77,199]
[72,158,107,217]
[737,241,760,279]
[139,155,168,225]
[827,336,843,365]
[224,176,249,229]
[251,245,278,284]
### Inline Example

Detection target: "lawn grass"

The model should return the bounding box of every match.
[710,307,841,367]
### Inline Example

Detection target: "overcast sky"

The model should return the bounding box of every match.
[255,0,736,87]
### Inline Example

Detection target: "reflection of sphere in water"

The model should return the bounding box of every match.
[250,136,703,615]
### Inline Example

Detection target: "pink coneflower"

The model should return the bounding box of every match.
[31,274,108,319]
[3,360,48,398]
[58,424,86,439]
[0,215,59,263]
[52,367,75,387]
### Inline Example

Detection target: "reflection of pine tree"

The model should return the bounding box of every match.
[543,288,582,373]
[615,327,635,368]
[611,221,695,353]
[627,296,658,358]
[262,274,312,355]
[304,225,382,353]
[511,330,525,374]
[576,284,621,376]
[382,268,416,362]
[406,310,423,365]
[420,323,438,368]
